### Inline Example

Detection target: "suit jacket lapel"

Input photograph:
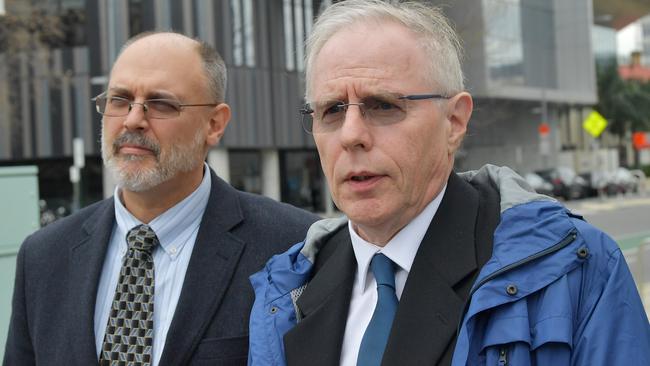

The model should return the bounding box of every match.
[68,199,116,363]
[382,173,481,366]
[159,173,247,366]
[284,228,356,366]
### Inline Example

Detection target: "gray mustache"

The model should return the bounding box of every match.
[113,132,161,156]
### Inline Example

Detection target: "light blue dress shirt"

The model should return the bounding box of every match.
[94,164,211,365]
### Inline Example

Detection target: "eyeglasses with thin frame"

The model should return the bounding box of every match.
[299,93,451,134]
[92,92,220,119]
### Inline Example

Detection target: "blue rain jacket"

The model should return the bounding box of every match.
[249,165,650,366]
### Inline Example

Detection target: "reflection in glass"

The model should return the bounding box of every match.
[281,150,325,212]
[231,0,255,67]
[483,0,524,85]
[229,150,262,194]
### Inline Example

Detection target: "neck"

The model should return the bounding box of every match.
[121,165,205,223]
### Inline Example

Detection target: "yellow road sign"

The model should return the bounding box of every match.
[583,111,608,138]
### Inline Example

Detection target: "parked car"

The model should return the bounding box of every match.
[524,172,554,196]
[612,167,640,194]
[579,168,642,197]
[536,167,588,200]
[580,171,619,197]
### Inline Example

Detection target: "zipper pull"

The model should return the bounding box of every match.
[498,346,508,366]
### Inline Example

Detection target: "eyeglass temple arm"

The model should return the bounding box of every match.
[300,106,314,114]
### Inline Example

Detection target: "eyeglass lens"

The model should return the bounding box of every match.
[303,94,408,134]
[96,96,181,119]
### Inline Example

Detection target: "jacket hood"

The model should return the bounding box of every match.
[300,164,557,263]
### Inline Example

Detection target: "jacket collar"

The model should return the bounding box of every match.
[284,228,356,366]
[381,172,483,365]
[159,170,246,366]
[69,198,116,363]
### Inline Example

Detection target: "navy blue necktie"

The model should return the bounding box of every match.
[357,253,398,366]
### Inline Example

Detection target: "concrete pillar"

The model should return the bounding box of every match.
[261,149,281,201]
[208,148,230,183]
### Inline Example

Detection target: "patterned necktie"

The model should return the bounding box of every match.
[100,224,159,366]
[357,253,399,366]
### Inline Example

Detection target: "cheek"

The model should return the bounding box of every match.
[101,121,120,144]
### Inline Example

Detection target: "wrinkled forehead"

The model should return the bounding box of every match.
[308,21,431,101]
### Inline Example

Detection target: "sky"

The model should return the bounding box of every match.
[617,22,642,58]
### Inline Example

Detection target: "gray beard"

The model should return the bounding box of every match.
[101,129,206,192]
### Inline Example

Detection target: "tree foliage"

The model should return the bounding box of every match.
[0,8,85,53]
[595,63,650,137]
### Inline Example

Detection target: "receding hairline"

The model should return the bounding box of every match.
[115,32,202,65]
[306,19,434,98]
[111,31,225,101]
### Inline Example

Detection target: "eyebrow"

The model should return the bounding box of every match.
[315,88,399,100]
[107,87,179,100]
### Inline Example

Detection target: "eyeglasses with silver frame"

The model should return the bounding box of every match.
[299,93,451,134]
[92,92,220,119]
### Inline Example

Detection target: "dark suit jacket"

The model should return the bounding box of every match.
[284,172,500,366]
[4,169,318,366]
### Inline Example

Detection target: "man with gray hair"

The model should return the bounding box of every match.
[4,31,317,366]
[248,1,650,365]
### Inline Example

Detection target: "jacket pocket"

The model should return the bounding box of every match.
[193,335,249,363]
[480,311,573,366]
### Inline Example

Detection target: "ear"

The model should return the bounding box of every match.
[446,92,473,155]
[206,103,232,147]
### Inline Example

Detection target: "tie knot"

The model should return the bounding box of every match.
[126,224,159,254]
[370,253,396,289]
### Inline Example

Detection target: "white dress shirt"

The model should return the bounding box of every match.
[339,184,447,366]
[94,164,211,365]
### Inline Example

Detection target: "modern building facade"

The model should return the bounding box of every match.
[446,0,598,173]
[0,0,603,214]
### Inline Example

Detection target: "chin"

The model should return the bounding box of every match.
[343,201,389,226]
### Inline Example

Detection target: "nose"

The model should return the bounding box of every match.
[122,101,149,131]
[339,104,372,151]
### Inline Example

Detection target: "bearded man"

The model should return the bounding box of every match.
[4,31,317,366]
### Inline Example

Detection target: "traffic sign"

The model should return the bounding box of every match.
[633,132,650,150]
[583,111,608,138]
[538,122,550,136]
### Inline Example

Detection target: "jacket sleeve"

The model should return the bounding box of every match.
[572,240,650,366]
[3,243,36,366]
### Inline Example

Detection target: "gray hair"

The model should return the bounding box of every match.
[304,0,464,99]
[117,31,227,102]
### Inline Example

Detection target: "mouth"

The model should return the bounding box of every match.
[344,172,385,186]
[115,144,156,158]
[349,175,375,182]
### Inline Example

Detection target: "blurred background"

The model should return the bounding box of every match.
[1,0,650,357]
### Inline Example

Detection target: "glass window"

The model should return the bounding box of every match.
[229,150,262,194]
[280,150,326,212]
[283,0,296,71]
[483,0,524,85]
[232,0,243,66]
[231,0,256,67]
[283,0,314,71]
[128,0,144,37]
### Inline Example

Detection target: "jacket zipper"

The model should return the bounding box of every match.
[498,346,508,366]
[457,229,578,335]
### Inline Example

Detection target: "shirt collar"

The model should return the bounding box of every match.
[114,163,212,257]
[349,184,447,291]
